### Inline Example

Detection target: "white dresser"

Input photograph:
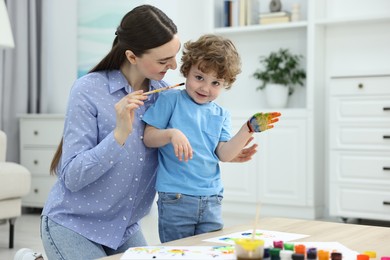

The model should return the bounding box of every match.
[19,114,64,208]
[328,74,390,222]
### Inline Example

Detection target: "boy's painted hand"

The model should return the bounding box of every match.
[247,112,281,133]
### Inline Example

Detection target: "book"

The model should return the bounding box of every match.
[259,16,290,25]
[258,11,290,18]
[245,0,259,25]
[223,0,231,27]
[239,0,246,26]
[223,0,239,27]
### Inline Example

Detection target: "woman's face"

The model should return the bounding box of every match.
[135,35,181,81]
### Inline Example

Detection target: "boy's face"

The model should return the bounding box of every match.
[185,65,225,104]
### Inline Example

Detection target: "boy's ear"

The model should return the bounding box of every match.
[125,50,137,64]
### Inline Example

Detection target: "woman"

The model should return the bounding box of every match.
[40,4,257,259]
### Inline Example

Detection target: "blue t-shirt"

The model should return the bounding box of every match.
[142,89,232,196]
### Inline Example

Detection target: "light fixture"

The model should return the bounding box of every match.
[0,0,15,48]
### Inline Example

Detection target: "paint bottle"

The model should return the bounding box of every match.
[263,248,271,260]
[274,241,284,249]
[283,243,294,251]
[270,247,281,260]
[381,258,390,260]
[307,247,317,260]
[318,250,330,260]
[294,244,306,255]
[363,251,377,259]
[357,255,370,260]
[279,250,293,260]
[331,252,343,260]
[291,253,305,260]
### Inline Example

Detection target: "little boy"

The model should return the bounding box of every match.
[142,34,280,243]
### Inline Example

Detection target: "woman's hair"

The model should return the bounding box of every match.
[90,4,177,72]
[180,34,241,89]
[50,5,177,175]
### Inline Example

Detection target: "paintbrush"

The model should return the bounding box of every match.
[252,201,261,240]
[143,82,185,95]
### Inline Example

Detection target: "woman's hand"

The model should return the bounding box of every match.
[229,137,258,163]
[114,90,147,145]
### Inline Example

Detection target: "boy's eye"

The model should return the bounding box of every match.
[195,75,203,81]
[212,81,221,87]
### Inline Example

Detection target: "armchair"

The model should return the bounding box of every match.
[0,130,31,248]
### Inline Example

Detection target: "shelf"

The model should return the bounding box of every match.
[214,21,308,34]
[315,15,390,26]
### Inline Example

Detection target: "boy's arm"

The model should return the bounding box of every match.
[216,123,253,162]
[143,124,193,162]
[143,124,174,148]
[216,112,281,162]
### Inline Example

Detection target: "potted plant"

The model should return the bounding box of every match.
[253,48,306,108]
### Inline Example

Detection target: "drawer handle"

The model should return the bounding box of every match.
[33,160,38,165]
[34,188,39,194]
[383,135,390,139]
[33,130,39,135]
[384,107,390,111]
[383,167,390,171]
[357,83,363,89]
[383,201,390,206]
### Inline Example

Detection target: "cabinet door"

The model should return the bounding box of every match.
[221,114,307,206]
[221,115,258,203]
[257,116,307,206]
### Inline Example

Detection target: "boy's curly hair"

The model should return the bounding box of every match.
[180,34,241,89]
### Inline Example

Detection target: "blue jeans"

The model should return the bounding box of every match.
[157,192,224,243]
[40,215,147,260]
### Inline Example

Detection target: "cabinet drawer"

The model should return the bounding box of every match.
[22,176,57,208]
[330,185,390,221]
[330,125,390,149]
[330,151,390,183]
[21,148,57,175]
[20,118,63,146]
[330,97,390,121]
[330,75,390,96]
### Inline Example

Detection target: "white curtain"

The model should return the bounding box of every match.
[0,0,45,162]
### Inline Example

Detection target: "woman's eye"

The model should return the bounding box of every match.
[159,61,168,65]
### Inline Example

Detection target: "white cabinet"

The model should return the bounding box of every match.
[328,75,390,221]
[19,114,64,208]
[323,0,390,222]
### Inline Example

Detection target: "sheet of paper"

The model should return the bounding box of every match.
[202,229,309,247]
[120,242,359,259]
[120,245,236,259]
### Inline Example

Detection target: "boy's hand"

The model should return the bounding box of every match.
[170,129,193,162]
[247,112,281,133]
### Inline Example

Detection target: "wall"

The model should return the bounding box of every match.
[43,0,212,113]
[42,0,77,113]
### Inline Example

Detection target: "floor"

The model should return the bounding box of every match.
[0,209,46,260]
[1,208,390,260]
[0,207,159,260]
